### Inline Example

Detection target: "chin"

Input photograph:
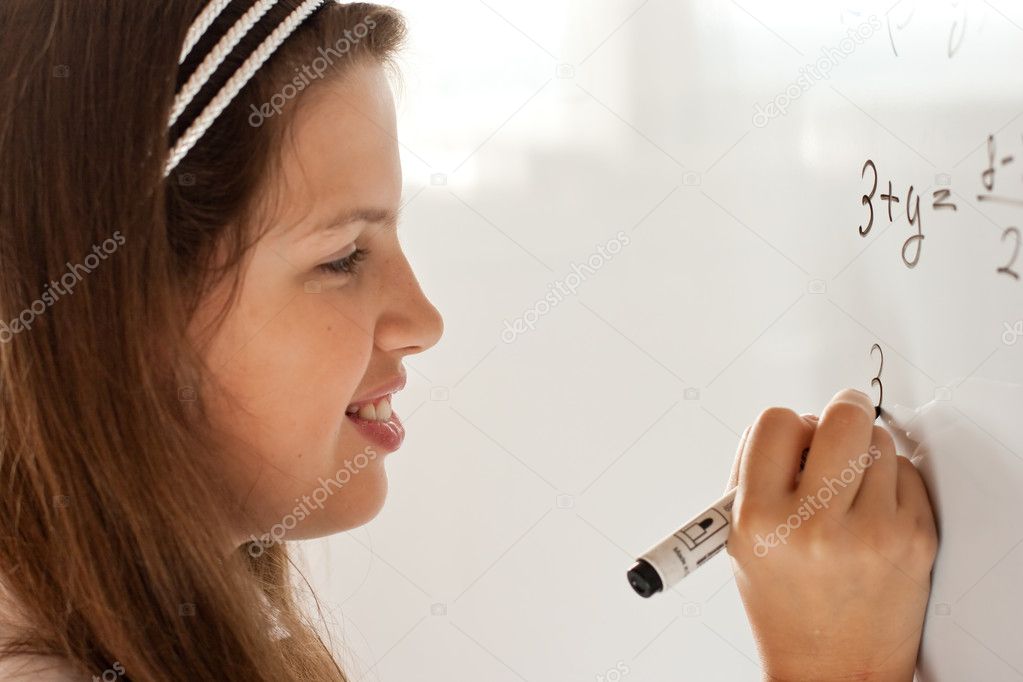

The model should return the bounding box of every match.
[239,451,392,549]
[298,461,390,539]
[336,472,389,531]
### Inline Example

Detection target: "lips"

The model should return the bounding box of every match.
[344,374,407,452]
[346,374,407,411]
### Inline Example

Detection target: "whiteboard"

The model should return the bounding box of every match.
[309,2,1023,680]
[613,3,1023,676]
[907,380,1023,681]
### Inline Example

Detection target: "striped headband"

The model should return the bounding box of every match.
[165,0,330,178]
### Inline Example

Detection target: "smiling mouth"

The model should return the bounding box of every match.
[344,393,405,452]
[345,394,393,421]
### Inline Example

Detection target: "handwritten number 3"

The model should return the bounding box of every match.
[870,343,884,417]
[860,159,877,237]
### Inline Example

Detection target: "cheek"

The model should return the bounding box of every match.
[200,292,376,526]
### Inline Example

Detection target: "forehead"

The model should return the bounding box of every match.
[267,60,402,237]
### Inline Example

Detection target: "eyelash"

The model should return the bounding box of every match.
[318,248,369,276]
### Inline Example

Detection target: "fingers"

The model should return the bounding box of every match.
[799,388,876,512]
[795,414,818,483]
[895,456,939,574]
[850,426,897,514]
[739,407,815,505]
[727,426,752,492]
[895,455,935,524]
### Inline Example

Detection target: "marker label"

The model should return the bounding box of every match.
[637,489,736,584]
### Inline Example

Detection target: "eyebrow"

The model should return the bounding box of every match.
[321,206,401,232]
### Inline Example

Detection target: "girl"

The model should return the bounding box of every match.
[0,1,936,680]
[1,1,439,679]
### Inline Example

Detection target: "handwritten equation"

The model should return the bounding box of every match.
[857,132,1022,280]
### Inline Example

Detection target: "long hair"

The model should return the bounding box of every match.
[0,1,406,679]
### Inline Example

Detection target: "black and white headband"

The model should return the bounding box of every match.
[165,0,330,178]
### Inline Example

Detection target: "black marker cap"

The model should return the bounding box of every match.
[627,559,663,598]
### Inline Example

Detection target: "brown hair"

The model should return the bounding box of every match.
[0,1,406,679]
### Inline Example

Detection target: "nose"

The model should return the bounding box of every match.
[375,252,444,357]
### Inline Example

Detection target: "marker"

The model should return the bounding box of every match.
[878,403,925,461]
[626,403,922,598]
[626,487,737,597]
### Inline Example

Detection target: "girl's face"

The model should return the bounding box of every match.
[190,61,443,547]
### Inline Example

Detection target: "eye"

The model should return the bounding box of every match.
[318,247,369,276]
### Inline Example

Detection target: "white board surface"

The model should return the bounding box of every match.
[312,3,1023,680]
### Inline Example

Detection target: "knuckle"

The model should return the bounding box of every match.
[798,522,839,563]
[843,521,899,570]
[871,513,937,567]
[822,400,873,431]
[756,406,801,431]
[867,521,903,556]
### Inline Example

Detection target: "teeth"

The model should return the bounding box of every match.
[350,395,393,422]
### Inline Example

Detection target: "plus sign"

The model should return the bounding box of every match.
[879,180,900,222]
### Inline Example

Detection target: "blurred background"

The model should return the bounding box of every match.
[298,1,1023,679]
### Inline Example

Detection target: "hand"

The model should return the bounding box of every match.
[725,388,938,682]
